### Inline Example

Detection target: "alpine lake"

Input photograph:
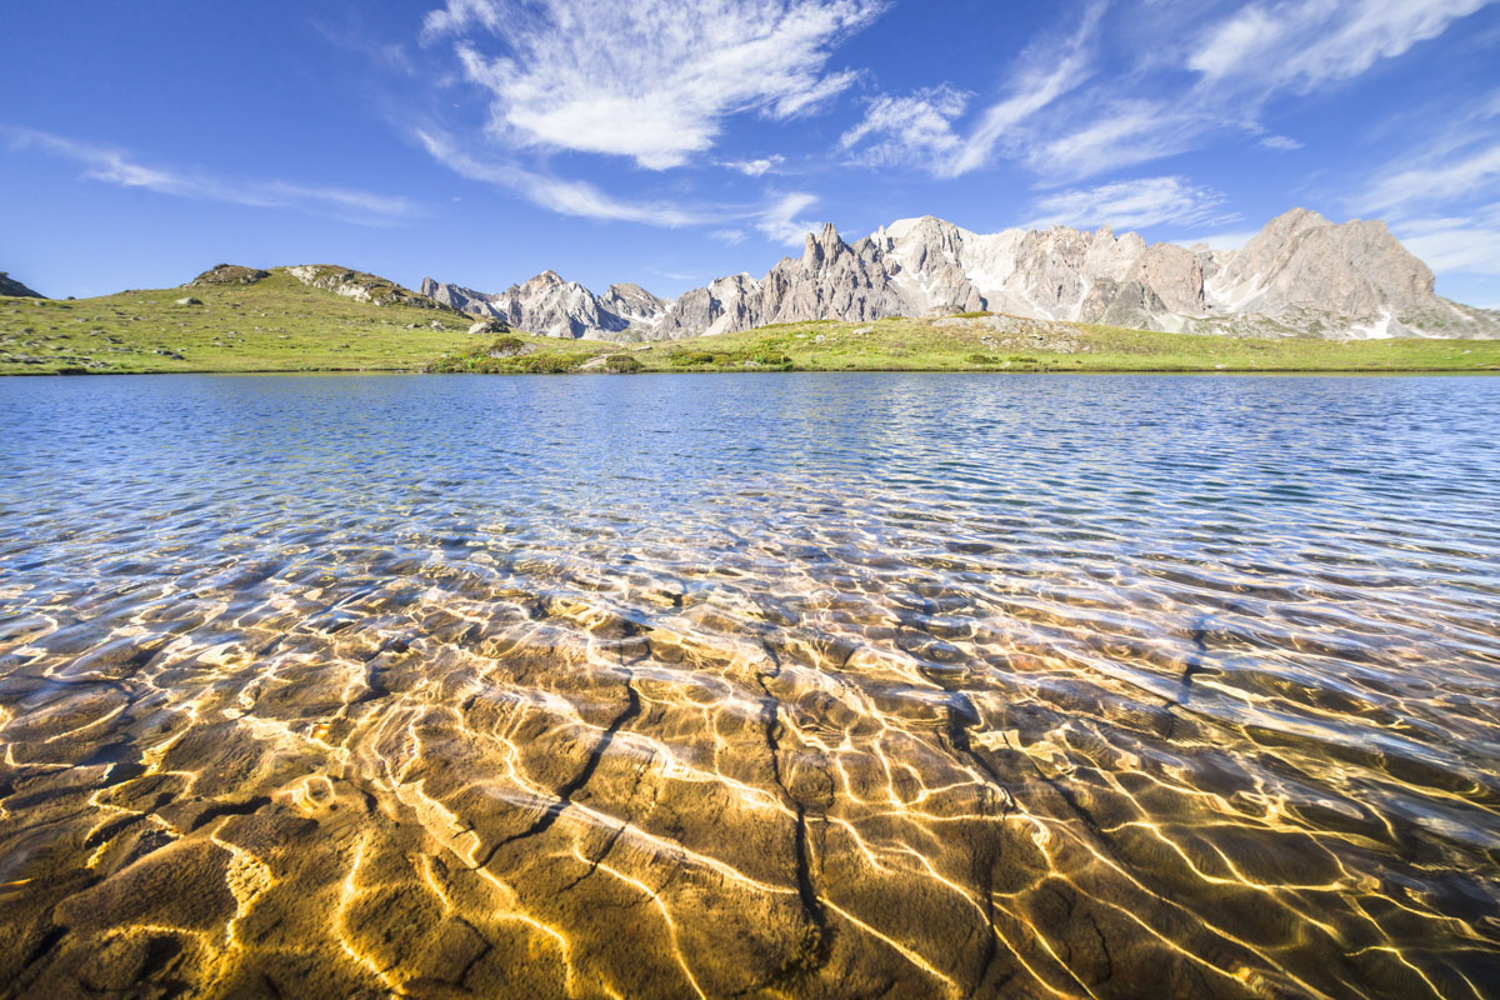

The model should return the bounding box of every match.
[1,372,1498,1000]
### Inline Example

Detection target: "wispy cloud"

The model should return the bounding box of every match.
[718,155,786,177]
[424,0,885,170]
[1173,229,1262,252]
[418,127,826,247]
[756,192,822,245]
[945,1,1107,177]
[838,2,1105,178]
[4,127,418,225]
[1398,207,1500,275]
[1345,85,1500,278]
[1259,134,1304,151]
[1358,115,1500,278]
[1025,176,1235,231]
[839,86,970,167]
[841,0,1494,183]
[1364,142,1500,217]
[1186,0,1492,93]
[1025,102,1211,180]
[414,128,701,226]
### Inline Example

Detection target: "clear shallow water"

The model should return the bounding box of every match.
[1,372,1498,999]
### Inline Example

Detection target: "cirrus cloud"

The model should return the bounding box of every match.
[3,126,418,226]
[425,0,886,170]
[1025,176,1236,231]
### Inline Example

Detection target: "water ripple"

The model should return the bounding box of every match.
[1,373,1499,998]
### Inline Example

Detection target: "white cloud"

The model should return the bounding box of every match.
[422,0,505,38]
[1026,176,1235,231]
[1011,1,1495,182]
[945,0,1107,177]
[1402,223,1500,274]
[1174,229,1262,252]
[4,127,417,225]
[1027,102,1210,180]
[756,192,821,244]
[718,155,785,177]
[425,0,885,170]
[1394,204,1500,275]
[839,86,970,167]
[846,1,1492,184]
[1353,103,1500,280]
[1259,135,1304,150]
[1188,0,1493,93]
[712,228,749,245]
[1185,5,1285,82]
[1364,142,1500,216]
[414,129,700,226]
[837,1,1104,178]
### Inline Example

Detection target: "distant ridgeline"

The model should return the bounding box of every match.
[420,208,1499,342]
[7,208,1498,346]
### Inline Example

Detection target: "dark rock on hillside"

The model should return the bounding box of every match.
[0,272,43,298]
[190,264,270,287]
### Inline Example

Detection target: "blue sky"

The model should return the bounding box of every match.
[4,0,1499,306]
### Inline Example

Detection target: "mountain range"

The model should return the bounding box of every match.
[422,209,1498,341]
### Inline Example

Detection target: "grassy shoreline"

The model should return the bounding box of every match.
[5,283,1500,376]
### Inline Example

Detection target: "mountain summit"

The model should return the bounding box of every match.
[422,210,1497,342]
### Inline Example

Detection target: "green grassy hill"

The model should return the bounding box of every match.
[4,272,1499,376]
[0,267,484,375]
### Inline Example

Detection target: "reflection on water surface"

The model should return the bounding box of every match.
[1,373,1498,999]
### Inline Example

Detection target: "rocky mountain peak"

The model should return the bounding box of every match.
[421,270,669,339]
[521,270,567,292]
[428,207,1496,342]
[802,223,847,270]
[1208,208,1436,322]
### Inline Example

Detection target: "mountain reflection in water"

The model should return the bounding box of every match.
[1,373,1498,999]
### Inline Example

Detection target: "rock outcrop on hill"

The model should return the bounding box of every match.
[0,272,43,298]
[421,272,669,339]
[286,265,448,310]
[420,209,1500,341]
[189,264,270,287]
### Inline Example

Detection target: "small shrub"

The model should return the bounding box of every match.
[669,350,718,366]
[602,353,643,373]
[749,352,794,370]
[966,353,999,365]
[511,354,579,374]
[485,335,526,358]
